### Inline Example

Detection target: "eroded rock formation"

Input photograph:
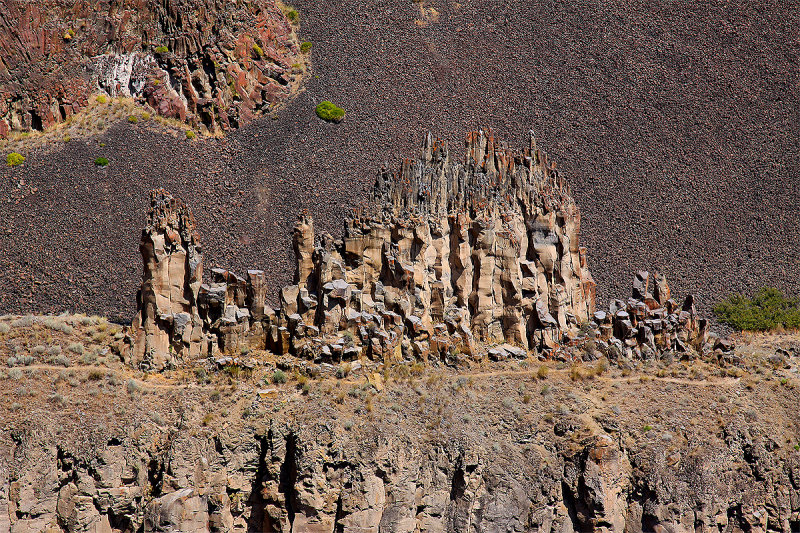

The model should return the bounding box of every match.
[5,407,799,533]
[267,130,598,360]
[130,131,722,369]
[130,189,203,370]
[0,0,304,136]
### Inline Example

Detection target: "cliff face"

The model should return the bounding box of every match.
[2,359,799,533]
[0,0,304,136]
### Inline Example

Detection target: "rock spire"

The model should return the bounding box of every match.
[130,189,203,369]
[131,130,722,367]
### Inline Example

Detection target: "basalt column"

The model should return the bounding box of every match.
[130,189,203,370]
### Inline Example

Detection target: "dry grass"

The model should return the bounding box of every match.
[0,95,201,155]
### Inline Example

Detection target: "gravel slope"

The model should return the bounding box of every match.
[0,0,797,322]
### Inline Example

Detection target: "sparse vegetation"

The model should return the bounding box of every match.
[8,355,34,367]
[67,343,84,355]
[155,45,169,53]
[272,370,287,384]
[96,94,107,104]
[186,130,196,140]
[284,6,299,22]
[713,288,800,331]
[336,363,351,379]
[127,115,138,124]
[315,101,345,122]
[536,365,549,380]
[6,152,25,167]
[49,393,67,406]
[12,316,33,328]
[52,355,71,367]
[300,41,313,53]
[126,379,141,394]
[252,43,264,58]
[94,157,109,167]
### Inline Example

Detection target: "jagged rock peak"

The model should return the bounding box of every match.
[145,188,198,238]
[129,189,203,370]
[369,128,577,220]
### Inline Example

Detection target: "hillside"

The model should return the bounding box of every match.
[0,0,797,324]
[0,313,799,531]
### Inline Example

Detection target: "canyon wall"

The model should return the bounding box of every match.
[0,0,304,136]
[3,390,798,533]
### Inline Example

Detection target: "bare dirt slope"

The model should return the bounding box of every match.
[0,0,797,321]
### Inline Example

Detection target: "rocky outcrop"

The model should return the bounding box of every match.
[266,129,598,360]
[4,406,800,533]
[130,189,203,370]
[0,0,304,136]
[582,270,712,362]
[130,130,723,369]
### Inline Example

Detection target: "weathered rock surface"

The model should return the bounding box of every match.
[130,189,203,370]
[0,0,304,136]
[3,379,799,533]
[130,131,725,369]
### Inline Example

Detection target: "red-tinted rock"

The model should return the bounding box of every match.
[0,0,304,137]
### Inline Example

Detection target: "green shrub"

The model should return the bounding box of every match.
[127,115,138,124]
[252,43,264,58]
[96,94,107,104]
[713,288,800,331]
[154,45,169,53]
[185,130,196,140]
[272,370,287,384]
[300,41,313,53]
[315,101,345,122]
[6,153,25,167]
[94,157,109,167]
[285,7,299,22]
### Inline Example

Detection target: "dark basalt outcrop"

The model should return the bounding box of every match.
[129,130,725,371]
[0,0,304,136]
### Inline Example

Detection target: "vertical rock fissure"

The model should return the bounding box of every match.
[246,433,269,531]
[333,491,345,533]
[279,433,298,529]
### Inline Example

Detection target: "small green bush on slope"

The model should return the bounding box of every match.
[315,101,345,122]
[6,153,24,167]
[713,287,800,331]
